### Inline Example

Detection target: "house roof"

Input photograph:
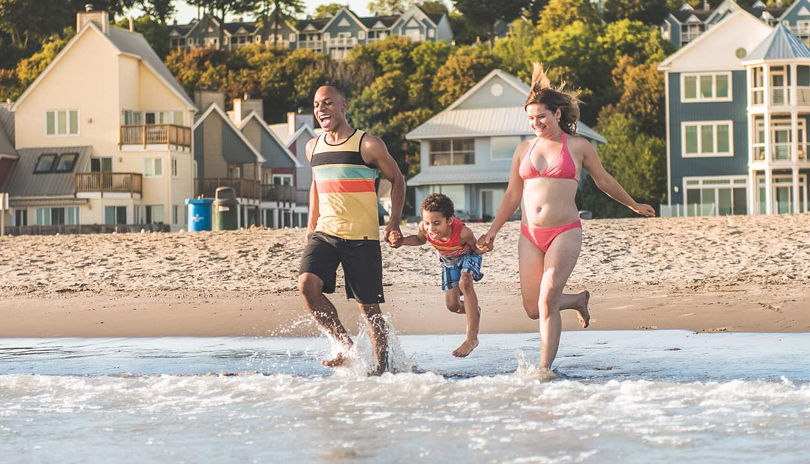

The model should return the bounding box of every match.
[4,146,92,197]
[406,69,606,144]
[744,23,810,61]
[193,103,266,164]
[0,103,16,160]
[11,22,195,112]
[673,8,714,23]
[359,15,399,28]
[238,112,302,168]
[296,17,330,31]
[168,23,195,37]
[223,22,258,35]
[407,169,511,187]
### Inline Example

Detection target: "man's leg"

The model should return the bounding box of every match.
[299,272,352,366]
[358,303,389,375]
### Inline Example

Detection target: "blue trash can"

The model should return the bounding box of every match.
[186,198,213,232]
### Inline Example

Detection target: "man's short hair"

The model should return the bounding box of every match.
[318,84,347,99]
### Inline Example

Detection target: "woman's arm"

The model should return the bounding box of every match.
[579,139,655,217]
[478,140,527,250]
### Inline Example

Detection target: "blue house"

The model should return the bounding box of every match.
[659,9,810,217]
[405,70,605,221]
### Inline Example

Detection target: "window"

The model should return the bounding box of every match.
[491,136,522,160]
[145,205,164,224]
[36,207,79,225]
[144,111,183,125]
[145,158,163,177]
[429,185,466,212]
[682,121,733,157]
[272,174,293,186]
[91,157,113,172]
[229,165,241,178]
[172,158,178,178]
[54,153,78,172]
[682,73,732,102]
[684,177,748,216]
[429,139,474,166]
[14,209,27,227]
[173,205,180,226]
[134,206,141,224]
[358,31,366,40]
[46,110,79,136]
[123,110,142,125]
[34,154,57,173]
[428,29,435,38]
[105,206,127,225]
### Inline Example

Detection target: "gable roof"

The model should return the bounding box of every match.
[11,22,195,112]
[673,7,713,23]
[238,112,302,167]
[193,103,266,164]
[296,17,330,32]
[322,7,368,31]
[360,15,399,29]
[744,23,810,61]
[779,0,810,19]
[268,122,319,147]
[4,146,92,197]
[406,69,606,144]
[0,103,16,160]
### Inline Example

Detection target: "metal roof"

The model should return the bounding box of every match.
[746,23,810,61]
[0,103,16,159]
[4,146,92,197]
[407,170,511,187]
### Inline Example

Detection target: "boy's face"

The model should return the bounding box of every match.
[422,210,452,240]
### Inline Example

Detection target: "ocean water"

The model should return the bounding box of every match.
[1,331,809,463]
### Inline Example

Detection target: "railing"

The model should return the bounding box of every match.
[261,184,296,203]
[120,124,192,149]
[75,172,143,195]
[298,40,323,50]
[751,87,810,106]
[752,145,809,162]
[681,31,701,45]
[196,178,260,202]
[327,37,357,48]
[3,224,169,236]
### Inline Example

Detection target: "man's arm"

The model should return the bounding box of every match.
[362,135,405,242]
[305,138,320,235]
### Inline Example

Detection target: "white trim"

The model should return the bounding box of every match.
[272,174,294,185]
[171,157,178,178]
[322,8,369,32]
[286,125,317,149]
[44,109,81,137]
[193,103,266,163]
[681,175,749,216]
[237,111,302,167]
[391,5,438,31]
[665,71,672,206]
[681,72,733,102]
[779,0,810,20]
[681,120,735,157]
[444,70,530,112]
[144,157,164,178]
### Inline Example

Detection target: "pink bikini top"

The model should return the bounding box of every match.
[519,133,579,182]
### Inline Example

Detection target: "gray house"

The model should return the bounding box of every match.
[406,70,606,221]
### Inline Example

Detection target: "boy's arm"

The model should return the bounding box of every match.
[391,223,427,248]
[460,226,486,254]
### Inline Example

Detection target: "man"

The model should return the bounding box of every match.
[298,84,405,375]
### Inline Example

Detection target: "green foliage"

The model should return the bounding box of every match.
[453,0,526,46]
[136,0,176,24]
[116,15,170,59]
[610,57,666,138]
[313,3,345,18]
[0,68,21,101]
[492,19,538,81]
[599,20,671,67]
[603,0,669,25]
[419,0,449,14]
[368,0,408,15]
[432,45,499,107]
[15,33,69,88]
[537,0,598,31]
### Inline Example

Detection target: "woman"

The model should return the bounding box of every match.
[478,63,655,371]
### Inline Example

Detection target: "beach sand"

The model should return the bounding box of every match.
[1,215,809,337]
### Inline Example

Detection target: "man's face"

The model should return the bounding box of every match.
[313,86,347,131]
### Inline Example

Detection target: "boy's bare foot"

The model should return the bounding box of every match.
[576,290,590,328]
[452,338,479,357]
[322,352,346,368]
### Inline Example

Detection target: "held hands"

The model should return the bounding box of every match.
[631,203,656,217]
[384,223,403,248]
[477,230,496,253]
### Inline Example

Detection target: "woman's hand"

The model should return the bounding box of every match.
[477,230,496,252]
[631,203,656,217]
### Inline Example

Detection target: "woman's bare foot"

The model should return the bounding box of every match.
[452,338,479,357]
[322,352,346,368]
[575,290,590,328]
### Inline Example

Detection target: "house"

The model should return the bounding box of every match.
[2,6,196,235]
[268,112,320,226]
[658,9,810,217]
[405,70,606,221]
[168,5,453,59]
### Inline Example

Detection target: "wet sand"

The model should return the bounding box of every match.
[1,215,809,337]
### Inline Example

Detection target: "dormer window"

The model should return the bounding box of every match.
[46,110,79,136]
[34,153,79,173]
[34,154,57,173]
[55,153,78,172]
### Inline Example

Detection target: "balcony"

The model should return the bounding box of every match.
[196,178,260,202]
[752,145,809,163]
[119,124,191,149]
[75,172,142,197]
[296,189,309,205]
[327,37,357,48]
[298,40,323,50]
[261,184,296,203]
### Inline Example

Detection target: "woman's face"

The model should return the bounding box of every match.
[526,103,561,138]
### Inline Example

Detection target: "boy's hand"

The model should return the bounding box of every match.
[477,230,496,252]
[388,230,403,248]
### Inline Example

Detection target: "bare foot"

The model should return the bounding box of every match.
[576,290,590,328]
[322,352,346,368]
[452,338,479,357]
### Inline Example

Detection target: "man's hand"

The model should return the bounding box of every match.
[477,230,496,252]
[631,203,656,217]
[383,222,402,247]
[388,230,403,248]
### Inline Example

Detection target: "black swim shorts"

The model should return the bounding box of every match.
[299,232,385,304]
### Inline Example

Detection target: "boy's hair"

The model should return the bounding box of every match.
[422,193,454,219]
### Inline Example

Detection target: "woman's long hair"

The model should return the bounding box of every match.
[524,62,581,136]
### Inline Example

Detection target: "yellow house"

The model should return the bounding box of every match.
[4,7,196,233]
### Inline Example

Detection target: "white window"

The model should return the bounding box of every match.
[359,31,366,40]
[429,139,474,166]
[46,110,79,136]
[798,20,810,33]
[682,73,732,102]
[123,110,142,125]
[684,177,748,216]
[145,158,163,177]
[429,185,466,212]
[682,121,734,157]
[272,174,293,186]
[172,158,178,178]
[145,111,184,125]
[428,29,435,38]
[145,205,164,224]
[36,207,79,225]
[491,136,522,160]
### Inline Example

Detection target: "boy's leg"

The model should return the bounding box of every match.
[453,273,480,357]
[445,287,463,313]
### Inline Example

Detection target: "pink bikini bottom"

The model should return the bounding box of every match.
[520,220,582,254]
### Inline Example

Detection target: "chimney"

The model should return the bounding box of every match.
[194,90,225,113]
[287,112,296,136]
[128,17,134,32]
[703,1,710,10]
[231,95,263,125]
[288,109,314,135]
[77,4,109,34]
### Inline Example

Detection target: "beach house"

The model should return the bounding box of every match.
[405,70,606,221]
[168,5,453,59]
[2,6,196,235]
[659,9,810,217]
[268,112,320,227]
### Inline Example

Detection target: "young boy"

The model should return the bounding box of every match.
[390,193,485,357]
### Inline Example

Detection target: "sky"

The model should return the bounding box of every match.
[170,1,385,23]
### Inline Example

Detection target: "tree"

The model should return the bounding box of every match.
[186,0,257,50]
[609,56,666,138]
[537,0,598,31]
[492,19,537,81]
[314,2,344,18]
[432,45,498,107]
[116,15,171,58]
[0,0,74,48]
[368,0,409,15]
[418,0,449,14]
[525,0,548,26]
[136,0,176,24]
[254,0,304,48]
[599,20,671,67]
[603,0,669,25]
[453,0,526,48]
[408,40,452,109]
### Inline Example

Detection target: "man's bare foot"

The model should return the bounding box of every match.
[322,352,346,368]
[576,290,590,328]
[452,338,479,357]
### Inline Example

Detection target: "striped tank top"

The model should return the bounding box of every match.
[425,218,471,262]
[311,129,380,241]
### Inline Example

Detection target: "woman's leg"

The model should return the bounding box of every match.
[538,227,582,369]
